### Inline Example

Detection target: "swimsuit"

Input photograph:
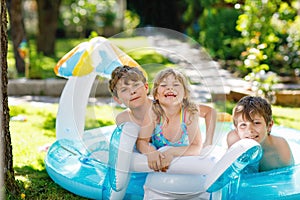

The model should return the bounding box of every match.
[151,108,189,149]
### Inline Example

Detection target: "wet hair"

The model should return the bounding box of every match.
[232,96,272,127]
[109,65,147,97]
[152,68,198,124]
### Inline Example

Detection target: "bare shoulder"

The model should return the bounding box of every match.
[115,109,131,125]
[271,135,291,153]
[271,135,290,147]
[198,104,214,117]
[186,109,200,118]
[270,135,294,164]
[186,111,201,128]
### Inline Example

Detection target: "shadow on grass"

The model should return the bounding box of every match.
[13,159,87,200]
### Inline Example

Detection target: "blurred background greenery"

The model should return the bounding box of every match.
[8,0,300,83]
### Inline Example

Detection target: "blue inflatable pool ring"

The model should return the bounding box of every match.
[45,36,300,200]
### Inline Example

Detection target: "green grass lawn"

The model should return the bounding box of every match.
[9,102,300,199]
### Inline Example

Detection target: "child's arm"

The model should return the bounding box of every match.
[163,112,203,158]
[136,112,164,171]
[226,129,241,148]
[199,104,217,147]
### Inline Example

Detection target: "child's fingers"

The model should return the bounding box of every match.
[160,157,170,172]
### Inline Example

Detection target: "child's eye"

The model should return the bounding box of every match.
[120,88,128,93]
[160,84,166,87]
[239,123,246,128]
[254,121,261,125]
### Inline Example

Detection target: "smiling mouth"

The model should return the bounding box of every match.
[130,97,140,101]
[248,135,259,140]
[164,93,177,98]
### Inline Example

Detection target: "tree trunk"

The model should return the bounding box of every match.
[36,0,62,56]
[6,0,27,74]
[1,0,19,198]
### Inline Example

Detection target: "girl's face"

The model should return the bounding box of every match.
[235,113,273,144]
[114,78,148,108]
[155,74,185,106]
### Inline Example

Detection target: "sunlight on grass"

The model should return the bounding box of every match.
[85,104,122,129]
[110,37,150,50]
[10,103,58,170]
[272,106,300,130]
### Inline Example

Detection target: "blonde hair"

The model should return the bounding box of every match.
[109,65,147,97]
[152,68,198,124]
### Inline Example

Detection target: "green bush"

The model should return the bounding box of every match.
[29,52,57,79]
[198,7,242,60]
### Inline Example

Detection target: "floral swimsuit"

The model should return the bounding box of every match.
[151,108,189,149]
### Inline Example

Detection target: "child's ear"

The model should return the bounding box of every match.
[145,83,149,92]
[113,96,123,105]
[267,120,274,133]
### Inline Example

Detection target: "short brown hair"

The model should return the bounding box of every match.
[232,96,272,126]
[109,65,147,97]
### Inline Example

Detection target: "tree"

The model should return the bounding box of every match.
[1,0,19,198]
[36,0,62,56]
[6,0,27,74]
[127,0,187,31]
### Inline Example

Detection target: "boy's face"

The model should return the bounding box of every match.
[114,78,148,109]
[235,113,273,144]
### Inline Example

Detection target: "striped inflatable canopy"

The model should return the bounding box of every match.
[54,36,146,79]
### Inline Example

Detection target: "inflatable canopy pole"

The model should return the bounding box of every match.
[103,122,140,200]
[56,73,97,141]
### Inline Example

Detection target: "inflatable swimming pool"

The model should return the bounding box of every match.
[45,36,300,199]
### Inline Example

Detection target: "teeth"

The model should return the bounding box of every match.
[165,94,176,97]
[165,93,176,97]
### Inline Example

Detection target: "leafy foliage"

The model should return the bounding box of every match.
[183,0,300,102]
[59,0,117,37]
[183,0,300,77]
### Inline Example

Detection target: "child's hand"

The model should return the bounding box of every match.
[160,151,174,172]
[147,150,164,171]
[202,141,211,148]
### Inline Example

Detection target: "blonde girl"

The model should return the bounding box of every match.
[136,68,203,172]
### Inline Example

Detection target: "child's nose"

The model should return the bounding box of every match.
[130,89,136,95]
[246,125,255,134]
[247,125,253,130]
[167,86,173,90]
